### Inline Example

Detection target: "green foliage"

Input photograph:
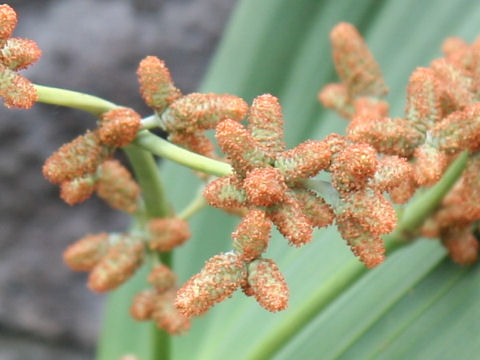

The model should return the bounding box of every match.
[99,0,480,359]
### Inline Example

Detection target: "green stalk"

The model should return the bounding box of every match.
[35,84,117,115]
[246,151,468,360]
[134,130,232,177]
[124,145,172,360]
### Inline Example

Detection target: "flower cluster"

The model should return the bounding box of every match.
[319,23,480,264]
[0,4,41,108]
[137,56,248,162]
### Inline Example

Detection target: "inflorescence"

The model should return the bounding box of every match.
[4,4,480,336]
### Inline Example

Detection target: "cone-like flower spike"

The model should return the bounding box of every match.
[96,159,140,214]
[63,233,110,271]
[130,289,156,321]
[153,289,191,335]
[175,253,247,318]
[232,209,271,262]
[148,264,177,293]
[60,174,98,205]
[98,107,141,148]
[148,218,191,252]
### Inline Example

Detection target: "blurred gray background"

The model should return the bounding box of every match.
[0,0,237,358]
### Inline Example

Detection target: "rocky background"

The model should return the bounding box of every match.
[0,0,237,358]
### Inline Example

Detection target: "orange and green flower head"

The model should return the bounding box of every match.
[98,107,141,148]
[148,217,191,252]
[63,232,110,272]
[0,4,41,109]
[148,264,177,293]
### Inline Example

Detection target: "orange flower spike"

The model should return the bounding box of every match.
[0,5,17,41]
[275,140,331,183]
[431,103,480,153]
[389,177,417,204]
[137,56,182,113]
[0,63,37,108]
[60,174,98,205]
[347,116,424,157]
[246,259,288,312]
[148,218,191,252]
[372,155,414,193]
[169,131,215,158]
[203,175,247,210]
[0,38,42,70]
[88,236,145,293]
[340,189,396,236]
[216,119,272,176]
[330,22,388,98]
[353,97,389,118]
[175,253,247,318]
[63,233,110,272]
[148,264,177,293]
[318,83,354,119]
[442,227,479,266]
[247,94,285,155]
[243,167,288,207]
[291,188,335,228]
[413,144,447,186]
[153,290,191,335]
[405,68,443,133]
[232,209,271,262]
[430,58,475,111]
[42,131,110,184]
[96,159,140,214]
[162,93,248,133]
[330,143,378,194]
[130,289,156,321]
[267,193,313,247]
[98,107,141,148]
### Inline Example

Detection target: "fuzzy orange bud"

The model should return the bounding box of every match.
[330,22,388,98]
[389,176,418,204]
[96,159,140,214]
[88,236,145,293]
[292,187,335,228]
[153,289,191,335]
[161,93,248,133]
[148,264,177,293]
[330,143,378,193]
[203,175,247,210]
[175,253,247,318]
[243,167,287,207]
[347,116,424,157]
[63,233,110,271]
[137,56,182,112]
[216,119,272,176]
[98,107,141,148]
[353,97,389,118]
[0,5,16,41]
[0,38,41,70]
[148,218,191,252]
[246,259,288,312]
[372,156,414,194]
[275,140,331,183]
[0,63,37,108]
[442,227,479,266]
[267,193,313,247]
[60,174,98,205]
[413,144,447,186]
[247,94,285,155]
[318,83,353,118]
[130,289,156,321]
[232,209,271,262]
[43,131,110,184]
[432,103,480,153]
[405,68,443,133]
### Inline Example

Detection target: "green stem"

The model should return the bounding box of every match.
[123,145,172,360]
[134,130,233,177]
[246,150,468,360]
[34,84,117,115]
[141,114,162,130]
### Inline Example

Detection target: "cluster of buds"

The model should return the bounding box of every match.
[42,107,141,210]
[0,4,41,108]
[63,233,145,292]
[319,23,480,264]
[174,91,412,319]
[137,56,248,162]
